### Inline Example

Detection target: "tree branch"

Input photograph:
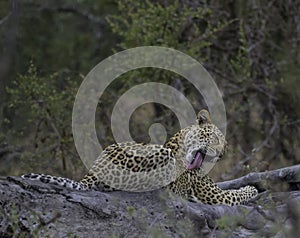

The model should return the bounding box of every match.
[217,164,300,190]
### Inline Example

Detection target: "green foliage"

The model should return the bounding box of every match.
[216,214,235,230]
[230,21,251,81]
[107,0,231,60]
[0,203,44,238]
[6,63,80,175]
[102,0,237,143]
[8,63,76,123]
[16,0,117,74]
[126,206,136,217]
[215,208,248,231]
[0,0,299,181]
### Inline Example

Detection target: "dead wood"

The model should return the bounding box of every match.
[217,164,300,191]
[0,165,299,237]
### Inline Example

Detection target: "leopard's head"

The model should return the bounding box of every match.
[183,109,227,172]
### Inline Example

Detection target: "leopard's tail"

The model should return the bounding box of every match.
[21,173,88,190]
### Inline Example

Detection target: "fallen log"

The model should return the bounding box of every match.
[0,165,299,237]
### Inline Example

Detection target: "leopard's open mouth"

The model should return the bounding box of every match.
[187,150,204,170]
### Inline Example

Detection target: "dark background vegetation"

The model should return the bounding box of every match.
[0,0,299,182]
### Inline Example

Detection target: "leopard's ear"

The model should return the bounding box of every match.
[196,109,212,125]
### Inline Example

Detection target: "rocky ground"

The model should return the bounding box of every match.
[0,165,299,238]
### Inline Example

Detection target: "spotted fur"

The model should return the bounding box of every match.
[22,109,258,206]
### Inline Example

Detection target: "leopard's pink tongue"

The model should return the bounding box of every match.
[188,152,203,170]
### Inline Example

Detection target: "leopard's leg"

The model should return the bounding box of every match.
[79,171,116,191]
[169,172,258,206]
[78,155,118,192]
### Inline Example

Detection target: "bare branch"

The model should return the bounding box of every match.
[0,12,11,26]
[217,164,300,190]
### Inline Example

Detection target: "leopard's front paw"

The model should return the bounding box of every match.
[241,185,258,198]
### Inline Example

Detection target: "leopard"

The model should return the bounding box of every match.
[22,109,258,206]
